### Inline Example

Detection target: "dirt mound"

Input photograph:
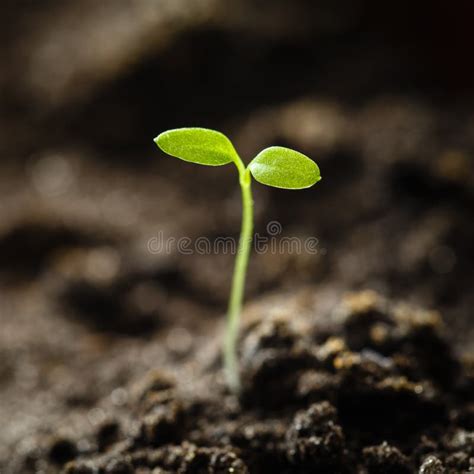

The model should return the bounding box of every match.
[16,291,473,473]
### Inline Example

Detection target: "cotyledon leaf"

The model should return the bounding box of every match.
[248,146,321,189]
[154,127,238,166]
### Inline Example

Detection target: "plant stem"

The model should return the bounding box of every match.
[224,163,253,393]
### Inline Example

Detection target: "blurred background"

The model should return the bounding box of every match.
[1,0,473,468]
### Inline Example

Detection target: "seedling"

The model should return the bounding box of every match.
[154,128,321,392]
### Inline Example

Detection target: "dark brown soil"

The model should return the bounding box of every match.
[1,2,474,473]
[10,290,474,474]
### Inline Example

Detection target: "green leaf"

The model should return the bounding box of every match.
[248,146,321,189]
[154,128,238,166]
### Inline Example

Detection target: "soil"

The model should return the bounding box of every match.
[4,288,474,473]
[1,2,474,473]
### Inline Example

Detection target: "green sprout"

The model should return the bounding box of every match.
[154,128,321,392]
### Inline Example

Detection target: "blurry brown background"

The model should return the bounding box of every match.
[0,0,473,470]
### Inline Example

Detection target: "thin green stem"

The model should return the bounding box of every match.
[224,159,254,393]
